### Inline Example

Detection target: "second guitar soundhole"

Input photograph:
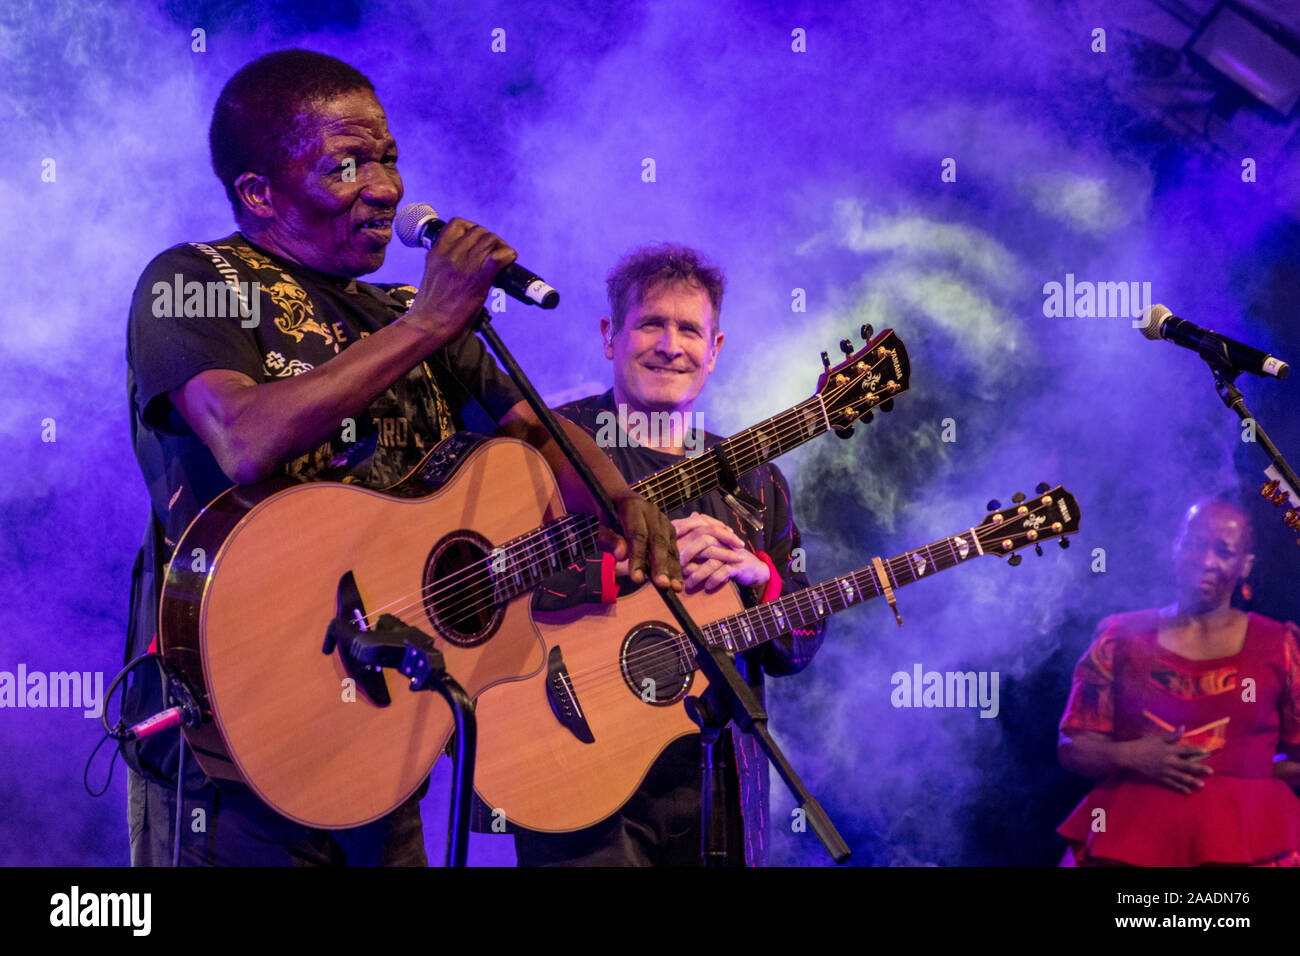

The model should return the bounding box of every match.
[620,622,695,706]
[422,530,504,647]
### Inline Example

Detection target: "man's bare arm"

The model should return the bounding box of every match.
[171,219,515,483]
[498,401,682,591]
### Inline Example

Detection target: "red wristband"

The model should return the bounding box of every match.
[600,552,618,604]
[756,552,782,603]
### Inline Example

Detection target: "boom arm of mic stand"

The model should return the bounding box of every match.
[1206,359,1300,545]
[475,309,850,864]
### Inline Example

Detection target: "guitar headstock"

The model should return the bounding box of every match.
[815,326,911,435]
[975,484,1082,565]
[1260,469,1300,549]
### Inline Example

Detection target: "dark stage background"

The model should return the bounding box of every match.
[3,0,1299,866]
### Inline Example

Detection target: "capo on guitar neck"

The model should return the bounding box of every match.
[871,556,903,627]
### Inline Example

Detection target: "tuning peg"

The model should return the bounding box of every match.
[839,338,854,357]
[1035,482,1050,494]
[1011,491,1026,504]
[1034,544,1043,556]
[821,351,831,372]
[880,399,894,413]
[860,323,873,341]
[1007,554,1023,567]
[986,499,1002,511]
[1058,538,1070,549]
[834,426,855,439]
[860,410,873,424]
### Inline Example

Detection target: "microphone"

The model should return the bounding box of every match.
[1139,304,1289,380]
[395,203,560,309]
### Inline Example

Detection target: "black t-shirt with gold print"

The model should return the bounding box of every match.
[127,232,522,563]
[123,232,522,783]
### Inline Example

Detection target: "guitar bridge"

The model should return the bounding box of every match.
[545,645,594,743]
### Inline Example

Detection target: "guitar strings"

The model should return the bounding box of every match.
[554,525,965,686]
[347,366,889,629]
[357,377,881,631]
[633,342,897,507]
[358,369,897,633]
[349,355,886,627]
[539,512,1052,690]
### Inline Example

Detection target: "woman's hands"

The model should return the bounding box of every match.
[1119,729,1213,794]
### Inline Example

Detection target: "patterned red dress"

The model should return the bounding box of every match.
[1058,610,1300,866]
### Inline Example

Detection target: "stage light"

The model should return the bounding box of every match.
[1186,1,1300,117]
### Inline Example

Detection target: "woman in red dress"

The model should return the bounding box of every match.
[1057,498,1300,866]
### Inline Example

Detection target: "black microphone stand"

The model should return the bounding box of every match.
[1205,356,1300,548]
[323,608,476,867]
[475,308,850,866]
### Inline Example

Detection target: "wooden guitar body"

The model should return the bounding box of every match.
[472,484,1083,834]
[473,581,744,833]
[155,330,918,832]
[159,434,565,828]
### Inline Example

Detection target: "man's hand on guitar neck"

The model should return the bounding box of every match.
[497,402,682,593]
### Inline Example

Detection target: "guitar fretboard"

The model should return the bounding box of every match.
[703,527,987,652]
[486,513,603,604]
[485,398,832,602]
[630,397,829,514]
[479,334,913,605]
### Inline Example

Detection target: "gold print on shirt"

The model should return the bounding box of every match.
[388,284,419,306]
[376,416,411,449]
[266,276,337,351]
[226,245,278,273]
[284,439,338,482]
[263,351,313,378]
[419,361,455,441]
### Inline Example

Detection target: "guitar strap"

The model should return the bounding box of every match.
[185,241,256,318]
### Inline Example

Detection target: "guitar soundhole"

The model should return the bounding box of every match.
[422,530,503,648]
[619,622,695,706]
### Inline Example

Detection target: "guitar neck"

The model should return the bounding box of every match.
[483,397,834,602]
[701,526,988,653]
[630,396,831,513]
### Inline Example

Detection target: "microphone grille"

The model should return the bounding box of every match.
[396,203,438,248]
[1139,303,1172,341]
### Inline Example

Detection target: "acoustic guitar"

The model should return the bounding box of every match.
[158,328,909,827]
[472,487,1082,832]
